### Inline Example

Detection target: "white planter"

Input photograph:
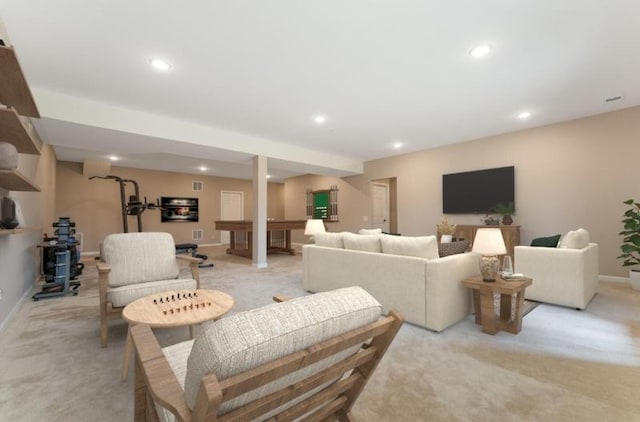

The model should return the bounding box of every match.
[630,270,640,291]
[440,234,453,243]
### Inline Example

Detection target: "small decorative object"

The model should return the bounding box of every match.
[472,228,507,281]
[482,215,500,225]
[437,218,456,243]
[490,202,515,225]
[0,197,19,229]
[0,142,18,170]
[501,255,513,277]
[617,199,640,290]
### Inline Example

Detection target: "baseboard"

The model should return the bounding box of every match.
[599,274,630,284]
[0,286,32,334]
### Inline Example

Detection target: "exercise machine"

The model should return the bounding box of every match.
[89,175,160,232]
[175,243,214,268]
[33,217,84,301]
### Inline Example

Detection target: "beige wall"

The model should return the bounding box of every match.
[285,106,640,278]
[55,163,285,253]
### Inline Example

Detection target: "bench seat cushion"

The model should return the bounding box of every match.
[107,278,196,307]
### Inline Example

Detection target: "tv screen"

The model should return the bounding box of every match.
[442,166,514,214]
[161,197,199,222]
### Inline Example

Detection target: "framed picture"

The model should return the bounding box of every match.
[161,197,199,222]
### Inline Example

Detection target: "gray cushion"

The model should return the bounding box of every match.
[184,286,382,413]
[438,240,470,257]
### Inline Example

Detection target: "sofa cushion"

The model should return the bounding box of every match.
[102,232,179,287]
[313,232,345,248]
[381,234,439,259]
[559,228,590,249]
[184,286,382,413]
[342,232,382,252]
[530,234,561,247]
[438,240,470,257]
[359,228,383,235]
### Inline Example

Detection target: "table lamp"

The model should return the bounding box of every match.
[304,219,326,242]
[472,228,507,281]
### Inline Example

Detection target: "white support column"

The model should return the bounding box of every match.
[252,155,268,268]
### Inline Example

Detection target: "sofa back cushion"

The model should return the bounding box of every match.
[359,228,383,235]
[313,232,345,248]
[380,234,439,259]
[102,232,179,287]
[342,232,382,252]
[559,228,590,249]
[184,286,383,413]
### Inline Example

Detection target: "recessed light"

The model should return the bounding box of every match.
[393,141,403,149]
[469,44,491,58]
[517,111,532,120]
[108,155,119,161]
[266,174,272,179]
[314,115,326,124]
[199,166,207,172]
[149,58,171,71]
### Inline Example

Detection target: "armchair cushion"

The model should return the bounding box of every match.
[184,286,382,412]
[102,232,179,287]
[108,278,197,308]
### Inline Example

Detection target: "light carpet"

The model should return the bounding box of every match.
[1,245,640,421]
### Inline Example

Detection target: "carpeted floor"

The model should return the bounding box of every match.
[1,245,640,421]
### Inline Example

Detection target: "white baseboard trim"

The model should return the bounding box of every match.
[599,274,630,284]
[253,263,268,269]
[0,286,33,334]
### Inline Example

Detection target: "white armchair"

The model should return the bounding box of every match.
[97,232,201,347]
[514,243,599,310]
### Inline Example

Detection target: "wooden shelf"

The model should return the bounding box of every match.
[0,106,42,154]
[0,169,40,191]
[0,45,40,118]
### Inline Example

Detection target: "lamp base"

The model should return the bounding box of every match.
[479,255,500,282]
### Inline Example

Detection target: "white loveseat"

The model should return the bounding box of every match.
[303,232,480,331]
[514,228,599,310]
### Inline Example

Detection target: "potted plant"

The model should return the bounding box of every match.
[618,199,640,290]
[437,218,456,243]
[490,202,515,225]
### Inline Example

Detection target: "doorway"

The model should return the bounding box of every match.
[371,178,397,234]
[220,191,244,244]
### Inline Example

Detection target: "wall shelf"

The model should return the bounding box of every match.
[0,106,42,154]
[0,45,40,118]
[0,169,40,191]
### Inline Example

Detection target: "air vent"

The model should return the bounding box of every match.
[192,229,203,241]
[192,180,203,192]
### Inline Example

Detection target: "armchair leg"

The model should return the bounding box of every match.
[100,313,108,348]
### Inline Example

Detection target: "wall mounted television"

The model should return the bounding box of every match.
[442,166,514,214]
[161,197,199,222]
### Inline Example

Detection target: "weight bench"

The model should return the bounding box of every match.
[175,243,214,268]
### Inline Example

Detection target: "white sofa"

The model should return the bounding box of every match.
[302,232,480,331]
[514,229,599,310]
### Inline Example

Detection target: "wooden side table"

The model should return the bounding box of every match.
[121,289,234,380]
[461,275,532,335]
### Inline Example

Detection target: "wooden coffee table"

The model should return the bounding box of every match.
[461,275,532,335]
[121,289,234,380]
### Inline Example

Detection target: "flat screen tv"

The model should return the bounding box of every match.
[161,197,199,222]
[442,166,514,214]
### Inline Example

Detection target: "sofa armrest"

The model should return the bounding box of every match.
[425,252,481,331]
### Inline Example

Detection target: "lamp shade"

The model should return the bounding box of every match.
[472,228,507,255]
[304,219,326,235]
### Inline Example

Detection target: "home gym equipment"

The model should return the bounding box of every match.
[89,175,160,232]
[33,217,85,301]
[175,243,214,268]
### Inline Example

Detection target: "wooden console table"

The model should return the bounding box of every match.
[441,225,520,259]
[461,275,532,335]
[215,220,307,258]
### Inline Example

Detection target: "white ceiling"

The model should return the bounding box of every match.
[1,1,639,181]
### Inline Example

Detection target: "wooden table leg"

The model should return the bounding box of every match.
[285,229,295,255]
[189,325,194,339]
[122,323,134,381]
[479,287,498,335]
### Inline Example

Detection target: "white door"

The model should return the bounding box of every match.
[220,191,244,244]
[372,183,390,233]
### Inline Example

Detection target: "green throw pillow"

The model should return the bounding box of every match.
[530,234,561,247]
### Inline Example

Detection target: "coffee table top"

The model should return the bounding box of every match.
[122,289,234,328]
